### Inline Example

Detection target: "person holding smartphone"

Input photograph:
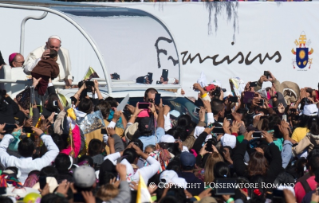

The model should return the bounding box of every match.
[0,126,59,184]
[23,36,73,88]
[254,70,280,92]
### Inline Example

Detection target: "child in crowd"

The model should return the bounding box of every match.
[31,49,59,95]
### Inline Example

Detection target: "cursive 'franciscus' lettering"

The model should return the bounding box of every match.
[180,51,281,66]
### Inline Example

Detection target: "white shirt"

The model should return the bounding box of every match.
[104,152,160,184]
[0,134,59,184]
[23,45,72,81]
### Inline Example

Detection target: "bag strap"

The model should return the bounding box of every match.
[299,175,312,194]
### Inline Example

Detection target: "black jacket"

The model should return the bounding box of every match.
[233,139,283,184]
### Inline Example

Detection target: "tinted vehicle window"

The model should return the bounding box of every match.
[115,97,199,124]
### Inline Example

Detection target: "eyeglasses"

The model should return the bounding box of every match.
[15,61,25,64]
[49,46,60,50]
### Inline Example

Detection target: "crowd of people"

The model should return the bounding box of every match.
[56,0,314,2]
[2,37,319,203]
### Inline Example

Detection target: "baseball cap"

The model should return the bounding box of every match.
[160,170,187,189]
[210,80,222,88]
[303,104,318,116]
[160,135,175,143]
[73,165,96,188]
[221,134,237,149]
[180,152,196,169]
[14,111,27,126]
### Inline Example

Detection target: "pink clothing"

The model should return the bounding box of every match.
[294,175,316,203]
[61,125,81,158]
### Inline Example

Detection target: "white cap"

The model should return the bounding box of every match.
[303,104,318,116]
[160,170,187,189]
[49,35,61,42]
[210,80,222,88]
[160,134,175,143]
[221,134,237,149]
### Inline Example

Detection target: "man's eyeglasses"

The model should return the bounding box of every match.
[49,46,60,50]
[15,61,24,64]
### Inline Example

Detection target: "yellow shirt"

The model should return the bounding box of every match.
[291,127,310,143]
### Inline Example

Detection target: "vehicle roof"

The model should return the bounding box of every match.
[58,88,183,98]
[0,0,103,7]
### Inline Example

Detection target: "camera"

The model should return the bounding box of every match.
[147,72,153,84]
[111,73,120,80]
[250,81,258,87]
[85,80,94,92]
[213,87,221,97]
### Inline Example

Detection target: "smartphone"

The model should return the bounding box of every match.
[155,93,161,106]
[212,127,225,134]
[264,71,270,79]
[162,69,168,81]
[147,72,153,83]
[156,81,162,84]
[138,102,150,109]
[101,128,107,134]
[205,140,213,152]
[215,178,236,195]
[282,114,287,122]
[252,131,262,138]
[0,187,6,195]
[39,176,46,190]
[86,81,94,92]
[194,107,200,113]
[4,124,16,131]
[70,96,77,104]
[272,189,284,201]
[250,81,258,87]
[243,92,255,104]
[229,96,238,102]
[259,99,264,106]
[23,127,33,133]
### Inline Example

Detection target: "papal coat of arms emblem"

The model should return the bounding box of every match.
[291,33,314,69]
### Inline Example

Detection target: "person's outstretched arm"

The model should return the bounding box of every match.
[104,164,131,203]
